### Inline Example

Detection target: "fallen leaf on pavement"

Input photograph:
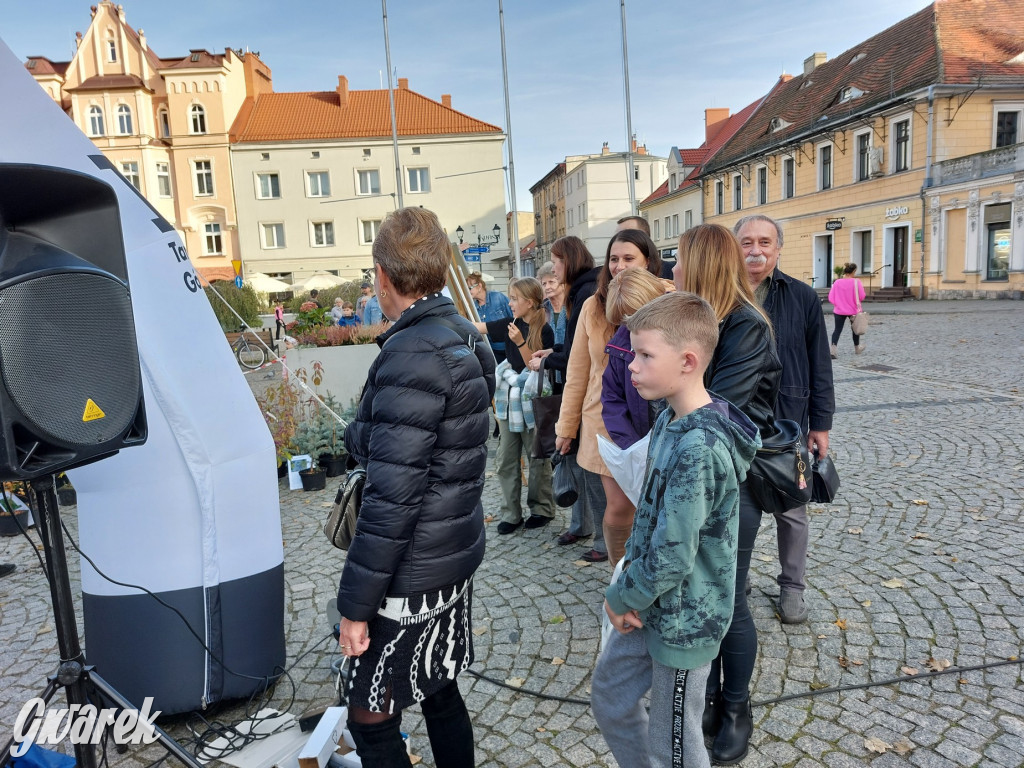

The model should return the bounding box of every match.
[910,532,930,539]
[852,659,864,666]
[473,626,488,636]
[958,678,968,684]
[410,755,422,765]
[835,618,847,630]
[848,527,863,534]
[484,515,495,523]
[537,726,547,732]
[573,560,592,566]
[911,499,929,506]
[881,578,905,589]
[922,657,951,672]
[861,600,872,607]
[757,554,773,562]
[838,656,849,668]
[809,681,829,690]
[901,666,919,675]
[893,739,914,755]
[549,615,565,624]
[505,677,525,688]
[864,737,892,754]
[817,634,827,639]
[971,514,989,521]
[551,658,564,665]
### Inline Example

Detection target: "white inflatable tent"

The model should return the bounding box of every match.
[0,40,285,714]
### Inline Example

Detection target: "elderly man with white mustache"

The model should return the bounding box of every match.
[733,215,835,625]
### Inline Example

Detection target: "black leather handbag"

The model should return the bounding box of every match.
[811,455,841,503]
[746,419,812,515]
[324,468,365,551]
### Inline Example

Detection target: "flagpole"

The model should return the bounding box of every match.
[382,0,404,209]
[498,0,520,277]
[619,0,636,215]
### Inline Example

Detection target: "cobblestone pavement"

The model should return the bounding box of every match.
[1,300,1022,767]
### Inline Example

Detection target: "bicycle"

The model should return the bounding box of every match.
[231,330,267,370]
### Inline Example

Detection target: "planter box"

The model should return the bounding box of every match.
[284,344,379,411]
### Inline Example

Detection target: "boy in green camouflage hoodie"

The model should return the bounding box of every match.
[591,292,760,768]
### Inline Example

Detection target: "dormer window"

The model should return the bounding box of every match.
[769,117,791,133]
[190,52,201,63]
[839,86,865,103]
[850,52,866,65]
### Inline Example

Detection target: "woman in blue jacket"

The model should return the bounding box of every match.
[337,207,495,767]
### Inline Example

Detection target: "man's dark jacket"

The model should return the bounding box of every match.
[761,269,835,433]
[338,295,496,622]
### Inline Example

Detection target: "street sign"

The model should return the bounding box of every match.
[463,246,490,254]
[234,276,243,288]
[464,254,481,263]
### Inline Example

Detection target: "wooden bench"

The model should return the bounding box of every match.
[224,328,275,349]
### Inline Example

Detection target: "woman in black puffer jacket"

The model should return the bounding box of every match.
[336,207,495,767]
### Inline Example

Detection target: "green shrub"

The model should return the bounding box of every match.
[204,282,262,331]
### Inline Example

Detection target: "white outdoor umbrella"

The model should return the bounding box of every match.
[244,272,292,293]
[299,272,345,292]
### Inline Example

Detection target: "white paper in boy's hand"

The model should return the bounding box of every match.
[597,433,650,507]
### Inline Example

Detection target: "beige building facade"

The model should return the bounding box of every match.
[229,77,506,284]
[529,163,566,265]
[26,0,269,282]
[701,0,1024,298]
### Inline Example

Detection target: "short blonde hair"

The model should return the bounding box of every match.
[625,292,719,368]
[372,207,450,297]
[605,268,665,326]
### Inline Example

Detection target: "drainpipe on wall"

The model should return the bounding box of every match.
[919,84,935,300]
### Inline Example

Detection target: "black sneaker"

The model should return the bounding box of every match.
[524,516,552,529]
[496,521,523,535]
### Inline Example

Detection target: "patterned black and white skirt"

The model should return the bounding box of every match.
[346,578,474,713]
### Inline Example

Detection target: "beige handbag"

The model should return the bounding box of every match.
[851,280,869,335]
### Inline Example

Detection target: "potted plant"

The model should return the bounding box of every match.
[0,481,31,536]
[291,419,331,492]
[313,393,347,478]
[256,379,302,478]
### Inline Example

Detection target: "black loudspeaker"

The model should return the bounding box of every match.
[0,164,146,480]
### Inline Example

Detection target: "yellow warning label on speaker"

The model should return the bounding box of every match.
[82,399,106,422]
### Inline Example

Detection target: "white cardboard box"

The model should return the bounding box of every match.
[297,707,346,768]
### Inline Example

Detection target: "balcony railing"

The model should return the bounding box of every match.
[932,143,1024,187]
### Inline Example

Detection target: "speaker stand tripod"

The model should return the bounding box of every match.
[0,475,202,768]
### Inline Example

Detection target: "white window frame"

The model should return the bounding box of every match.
[88,105,105,137]
[782,155,795,199]
[992,102,1024,148]
[359,219,382,245]
[356,168,381,196]
[310,221,335,248]
[567,208,574,228]
[190,104,207,135]
[853,129,872,182]
[120,161,140,191]
[107,37,117,63]
[158,109,170,138]
[193,160,214,197]
[889,114,912,173]
[756,165,767,206]
[116,104,133,135]
[816,141,834,191]
[672,214,679,236]
[204,222,223,255]
[261,222,285,249]
[156,162,171,197]
[306,170,331,198]
[684,209,693,231]
[732,175,742,211]
[406,166,430,194]
[652,219,660,241]
[256,172,281,200]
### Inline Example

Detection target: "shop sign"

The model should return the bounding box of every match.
[825,219,843,231]
[885,205,909,220]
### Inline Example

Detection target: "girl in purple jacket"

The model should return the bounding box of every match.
[600,268,671,560]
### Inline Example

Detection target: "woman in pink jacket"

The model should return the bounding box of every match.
[827,263,866,358]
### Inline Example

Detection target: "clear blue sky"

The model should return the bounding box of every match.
[4,0,933,214]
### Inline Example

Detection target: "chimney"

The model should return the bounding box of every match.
[397,77,408,90]
[705,108,730,143]
[602,141,610,155]
[441,94,451,108]
[636,143,647,156]
[337,75,349,107]
[803,52,827,76]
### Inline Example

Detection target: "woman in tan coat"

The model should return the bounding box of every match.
[554,229,662,564]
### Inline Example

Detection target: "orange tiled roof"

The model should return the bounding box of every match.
[706,4,940,172]
[678,148,708,166]
[161,50,227,70]
[936,0,1024,82]
[25,56,69,76]
[66,74,150,92]
[232,86,502,143]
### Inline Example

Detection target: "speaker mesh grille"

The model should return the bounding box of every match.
[0,273,141,446]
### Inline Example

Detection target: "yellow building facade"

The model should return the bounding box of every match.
[702,0,1023,299]
[26,0,270,282]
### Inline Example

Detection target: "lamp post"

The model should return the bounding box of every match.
[455,224,501,248]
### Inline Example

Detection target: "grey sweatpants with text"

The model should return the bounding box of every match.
[591,627,711,768]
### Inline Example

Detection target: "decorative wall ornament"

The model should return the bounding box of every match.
[1016,182,1024,228]
[968,190,980,232]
